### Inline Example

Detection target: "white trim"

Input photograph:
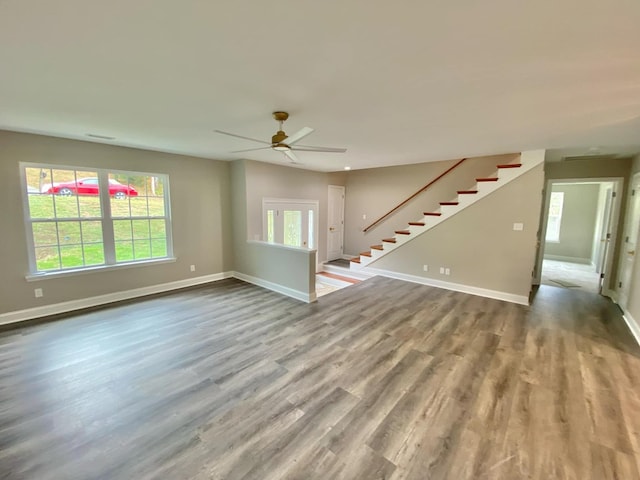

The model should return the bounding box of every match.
[246,239,316,254]
[622,309,640,347]
[19,162,173,276]
[543,255,592,265]
[233,271,317,303]
[0,272,234,326]
[364,267,529,305]
[341,254,354,260]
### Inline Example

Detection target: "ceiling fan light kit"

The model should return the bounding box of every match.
[214,111,346,163]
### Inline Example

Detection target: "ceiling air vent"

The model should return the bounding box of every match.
[562,154,617,162]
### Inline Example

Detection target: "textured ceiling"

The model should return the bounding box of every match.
[1,0,639,171]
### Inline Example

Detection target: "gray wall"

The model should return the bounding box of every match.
[544,183,600,263]
[344,153,519,255]
[230,160,317,297]
[372,164,545,299]
[0,130,233,315]
[243,159,346,266]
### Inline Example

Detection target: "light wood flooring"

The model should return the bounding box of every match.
[1,277,639,479]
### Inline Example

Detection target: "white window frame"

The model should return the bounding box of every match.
[261,198,319,250]
[545,191,564,243]
[20,162,174,279]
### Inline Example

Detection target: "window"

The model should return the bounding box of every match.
[545,191,564,242]
[262,199,318,249]
[21,164,172,275]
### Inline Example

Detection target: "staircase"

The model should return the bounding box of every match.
[350,152,543,270]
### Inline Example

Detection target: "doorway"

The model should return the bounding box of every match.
[537,178,622,295]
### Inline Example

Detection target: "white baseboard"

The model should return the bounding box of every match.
[622,309,640,347]
[543,254,592,265]
[0,272,234,326]
[232,271,317,304]
[364,267,530,305]
[602,288,616,301]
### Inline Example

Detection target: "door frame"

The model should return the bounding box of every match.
[534,177,623,298]
[617,172,640,309]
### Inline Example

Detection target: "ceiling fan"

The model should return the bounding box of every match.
[214,111,346,163]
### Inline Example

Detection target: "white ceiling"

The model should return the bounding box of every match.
[1,0,640,171]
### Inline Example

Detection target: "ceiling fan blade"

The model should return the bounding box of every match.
[284,150,301,163]
[213,130,270,145]
[283,127,314,146]
[291,145,347,153]
[231,146,272,153]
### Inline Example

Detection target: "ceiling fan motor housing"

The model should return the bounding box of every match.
[272,130,288,144]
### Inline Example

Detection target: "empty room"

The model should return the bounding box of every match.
[2,1,640,479]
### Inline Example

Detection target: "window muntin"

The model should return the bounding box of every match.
[546,191,564,242]
[22,164,171,274]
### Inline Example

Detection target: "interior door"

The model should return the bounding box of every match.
[618,174,640,308]
[596,188,613,275]
[327,185,345,261]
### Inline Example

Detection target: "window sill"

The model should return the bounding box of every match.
[25,257,177,282]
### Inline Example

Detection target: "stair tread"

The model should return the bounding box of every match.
[423,212,442,216]
[457,190,478,194]
[350,257,361,263]
[395,230,411,235]
[318,271,361,284]
[497,163,522,168]
[476,177,499,182]
[382,238,397,243]
[408,222,425,226]
[371,245,384,250]
[360,251,372,257]
[440,201,459,205]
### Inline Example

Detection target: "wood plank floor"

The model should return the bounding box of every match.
[1,277,640,479]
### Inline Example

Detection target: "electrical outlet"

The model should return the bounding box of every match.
[423,265,429,272]
[34,288,43,298]
[362,214,367,220]
[445,268,451,275]
[190,265,196,272]
[513,223,524,231]
[439,267,445,274]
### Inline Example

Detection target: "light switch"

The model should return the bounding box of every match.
[513,223,524,231]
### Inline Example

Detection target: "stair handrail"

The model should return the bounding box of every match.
[362,158,467,233]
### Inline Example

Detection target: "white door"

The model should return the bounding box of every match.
[618,174,640,308]
[596,188,613,274]
[327,185,345,261]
